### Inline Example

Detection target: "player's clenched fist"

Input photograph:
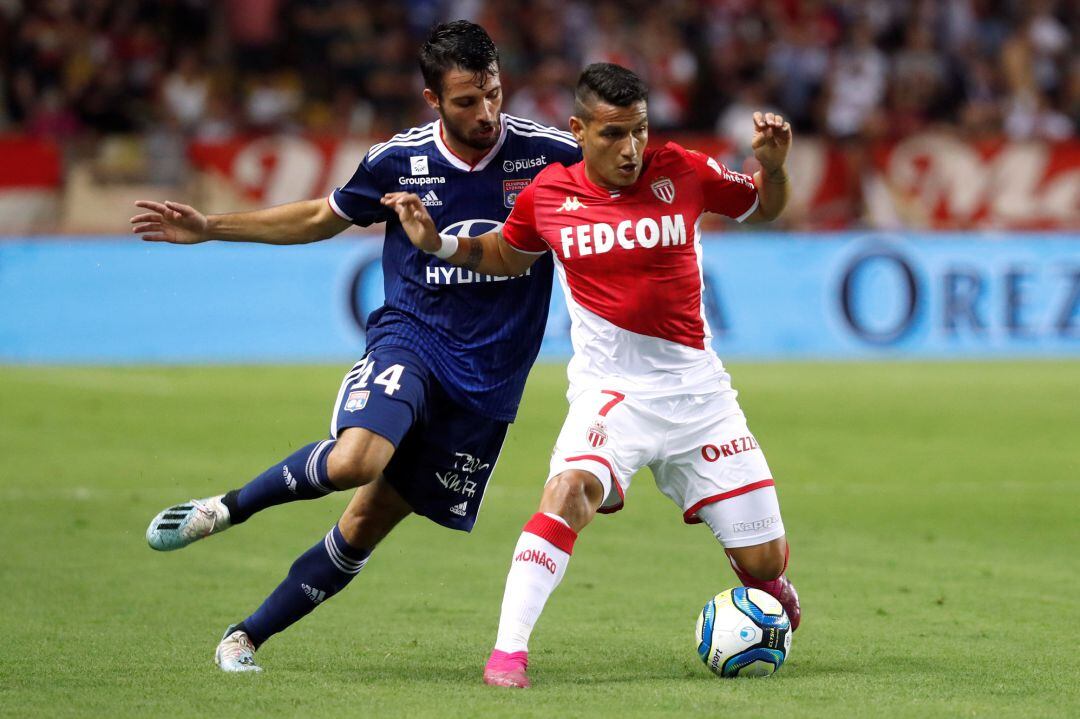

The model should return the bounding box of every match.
[130,200,210,244]
[750,111,792,172]
[381,192,441,254]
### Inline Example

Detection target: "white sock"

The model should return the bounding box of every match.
[493,512,578,653]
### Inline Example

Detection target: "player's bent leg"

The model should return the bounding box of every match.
[695,489,801,631]
[337,476,413,549]
[484,470,604,689]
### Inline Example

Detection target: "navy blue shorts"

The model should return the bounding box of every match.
[330,346,508,532]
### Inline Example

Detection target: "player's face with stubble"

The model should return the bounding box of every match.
[572,101,649,189]
[429,66,503,151]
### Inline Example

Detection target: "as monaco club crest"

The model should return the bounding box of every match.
[651,177,675,204]
[586,420,608,448]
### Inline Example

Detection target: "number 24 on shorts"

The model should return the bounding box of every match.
[353,358,405,396]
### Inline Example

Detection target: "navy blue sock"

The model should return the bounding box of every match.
[242,525,371,647]
[222,440,337,525]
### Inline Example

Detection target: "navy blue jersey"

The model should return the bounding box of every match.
[329,114,581,422]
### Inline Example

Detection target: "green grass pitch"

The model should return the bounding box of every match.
[1,362,1078,718]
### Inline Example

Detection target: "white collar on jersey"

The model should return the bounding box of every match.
[433,115,508,172]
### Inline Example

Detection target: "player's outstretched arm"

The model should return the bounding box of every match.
[381,192,537,277]
[129,198,351,245]
[745,111,792,223]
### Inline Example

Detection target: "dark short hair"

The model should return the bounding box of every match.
[574,63,649,119]
[419,20,499,97]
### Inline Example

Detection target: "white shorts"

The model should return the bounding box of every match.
[547,385,785,548]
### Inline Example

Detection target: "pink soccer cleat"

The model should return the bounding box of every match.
[483,649,530,688]
[768,574,801,631]
[727,548,802,631]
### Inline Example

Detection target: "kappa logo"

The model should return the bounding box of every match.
[283,466,298,493]
[732,516,780,533]
[651,176,676,204]
[586,420,608,448]
[421,190,443,207]
[556,196,588,212]
[449,501,468,517]
[410,155,429,175]
[301,583,326,604]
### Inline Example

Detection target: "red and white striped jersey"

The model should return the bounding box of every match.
[502,141,759,395]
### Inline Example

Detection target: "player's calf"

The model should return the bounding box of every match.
[726,542,801,631]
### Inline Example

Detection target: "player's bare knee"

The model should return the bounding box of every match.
[327,431,391,488]
[541,470,603,530]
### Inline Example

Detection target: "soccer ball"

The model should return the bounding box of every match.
[695,587,792,677]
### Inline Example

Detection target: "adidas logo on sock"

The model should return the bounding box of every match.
[302,583,326,604]
[283,466,297,493]
[421,190,443,207]
[449,501,468,517]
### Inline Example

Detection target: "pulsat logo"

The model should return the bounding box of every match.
[503,155,546,173]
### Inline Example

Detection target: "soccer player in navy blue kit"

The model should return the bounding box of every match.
[130,21,580,672]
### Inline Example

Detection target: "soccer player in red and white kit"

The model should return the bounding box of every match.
[383,63,798,688]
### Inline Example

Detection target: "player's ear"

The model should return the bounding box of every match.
[569,116,586,144]
[422,88,441,112]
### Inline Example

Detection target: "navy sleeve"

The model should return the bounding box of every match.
[329,155,393,227]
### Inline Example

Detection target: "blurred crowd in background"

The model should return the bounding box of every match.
[2,0,1078,144]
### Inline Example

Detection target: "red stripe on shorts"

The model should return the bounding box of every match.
[564,454,624,514]
[682,479,775,525]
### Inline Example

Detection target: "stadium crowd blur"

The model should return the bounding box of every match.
[3,0,1077,143]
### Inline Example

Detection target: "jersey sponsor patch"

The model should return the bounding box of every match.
[344,390,370,412]
[504,178,530,208]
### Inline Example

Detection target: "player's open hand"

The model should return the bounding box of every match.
[381,192,440,253]
[750,112,792,172]
[130,200,209,244]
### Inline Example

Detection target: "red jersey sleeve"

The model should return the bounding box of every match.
[683,147,760,222]
[500,181,548,254]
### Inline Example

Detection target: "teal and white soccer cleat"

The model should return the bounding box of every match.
[145,496,231,551]
[214,625,262,673]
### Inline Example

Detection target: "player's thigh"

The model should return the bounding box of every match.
[380,386,509,533]
[654,405,785,547]
[327,347,432,486]
[547,387,656,515]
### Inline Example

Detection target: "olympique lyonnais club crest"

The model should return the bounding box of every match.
[344,390,370,412]
[586,420,608,448]
[651,177,675,204]
[503,178,530,208]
